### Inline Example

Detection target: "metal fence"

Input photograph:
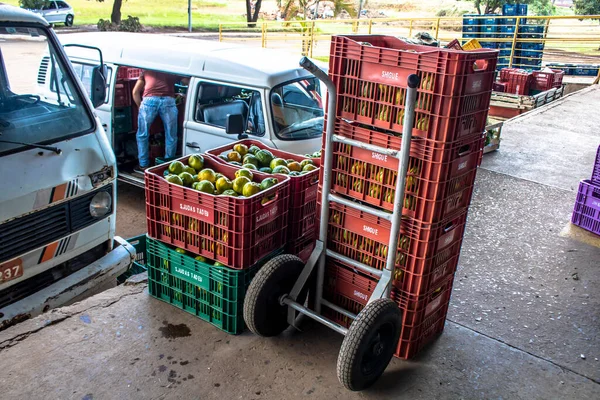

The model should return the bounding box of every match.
[218,15,600,70]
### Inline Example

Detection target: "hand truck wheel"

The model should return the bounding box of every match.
[336,299,402,391]
[243,254,307,337]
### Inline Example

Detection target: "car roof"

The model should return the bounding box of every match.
[0,3,49,25]
[60,32,323,88]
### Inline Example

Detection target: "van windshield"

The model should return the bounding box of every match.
[0,25,94,155]
[270,77,325,140]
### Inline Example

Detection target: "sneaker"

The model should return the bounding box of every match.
[134,165,150,173]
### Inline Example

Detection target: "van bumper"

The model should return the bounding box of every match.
[0,236,135,330]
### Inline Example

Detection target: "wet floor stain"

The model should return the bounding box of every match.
[158,365,167,372]
[159,322,191,339]
[82,395,93,400]
[180,361,189,366]
[79,315,91,324]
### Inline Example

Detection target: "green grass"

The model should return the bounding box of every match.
[5,0,247,29]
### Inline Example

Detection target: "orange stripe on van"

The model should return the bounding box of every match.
[51,183,67,203]
[40,242,59,263]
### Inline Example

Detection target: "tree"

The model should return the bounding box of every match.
[246,0,263,28]
[19,0,46,9]
[94,0,124,25]
[473,0,554,15]
[277,0,357,20]
[574,0,600,19]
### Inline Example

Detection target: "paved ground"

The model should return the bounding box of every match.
[2,80,600,399]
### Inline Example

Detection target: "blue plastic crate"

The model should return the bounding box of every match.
[481,42,498,49]
[518,42,544,51]
[463,14,479,26]
[546,63,574,75]
[500,25,516,34]
[483,15,498,25]
[519,25,544,34]
[503,4,517,16]
[498,42,514,49]
[499,49,513,57]
[517,4,528,16]
[462,33,480,40]
[574,65,599,76]
[519,50,542,59]
[482,25,499,34]
[502,17,517,25]
[463,25,480,33]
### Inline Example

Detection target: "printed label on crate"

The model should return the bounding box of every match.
[437,228,456,250]
[255,204,279,226]
[592,199,600,208]
[173,198,212,223]
[456,155,473,172]
[305,185,318,202]
[353,146,398,169]
[172,265,207,289]
[342,209,390,242]
[425,290,446,316]
[360,62,411,87]
[431,261,452,284]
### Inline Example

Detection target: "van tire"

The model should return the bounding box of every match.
[65,14,74,27]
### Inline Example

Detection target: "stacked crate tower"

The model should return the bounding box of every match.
[572,145,600,236]
[318,35,497,359]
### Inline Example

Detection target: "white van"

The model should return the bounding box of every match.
[50,33,325,187]
[0,5,134,328]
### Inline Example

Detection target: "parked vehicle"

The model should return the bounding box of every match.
[0,4,133,329]
[24,0,75,26]
[45,33,325,187]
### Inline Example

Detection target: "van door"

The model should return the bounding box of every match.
[183,78,274,154]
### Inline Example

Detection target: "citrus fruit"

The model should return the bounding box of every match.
[178,172,195,187]
[242,182,262,197]
[219,154,229,162]
[287,161,301,172]
[260,177,278,191]
[188,154,204,172]
[302,164,318,172]
[270,157,287,170]
[165,174,183,186]
[168,160,185,175]
[242,154,259,167]
[248,144,261,155]
[227,151,242,163]
[183,166,196,175]
[233,143,248,156]
[259,167,272,173]
[221,189,239,197]
[163,170,171,177]
[215,177,233,194]
[195,255,208,263]
[213,261,226,267]
[193,180,216,194]
[242,163,257,170]
[235,168,254,181]
[272,165,290,175]
[232,176,251,194]
[198,168,217,183]
[215,173,225,181]
[230,161,241,166]
[255,149,274,168]
[300,159,314,169]
[175,248,186,254]
[289,171,302,176]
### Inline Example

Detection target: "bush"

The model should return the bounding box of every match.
[19,0,46,9]
[97,16,142,32]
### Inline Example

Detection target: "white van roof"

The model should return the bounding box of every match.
[60,32,321,88]
[0,3,49,25]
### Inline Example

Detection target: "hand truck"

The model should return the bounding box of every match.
[243,57,421,391]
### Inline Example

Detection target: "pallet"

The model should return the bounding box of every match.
[489,86,564,120]
[483,121,503,154]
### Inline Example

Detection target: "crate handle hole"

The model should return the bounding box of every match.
[473,59,490,72]
[458,144,472,156]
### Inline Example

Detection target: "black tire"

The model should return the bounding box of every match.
[337,299,402,391]
[243,254,305,337]
[65,14,74,27]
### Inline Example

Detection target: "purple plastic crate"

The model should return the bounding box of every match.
[571,180,600,236]
[592,145,600,185]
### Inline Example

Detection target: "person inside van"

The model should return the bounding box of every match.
[132,70,188,171]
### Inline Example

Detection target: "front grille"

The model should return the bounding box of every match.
[0,184,113,263]
[0,241,109,311]
[37,56,50,85]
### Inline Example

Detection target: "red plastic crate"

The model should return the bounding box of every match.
[117,67,128,80]
[320,201,467,279]
[499,68,525,82]
[507,72,532,95]
[321,260,452,359]
[532,69,565,91]
[493,82,508,92]
[145,156,290,270]
[128,68,142,80]
[287,236,315,263]
[329,35,496,141]
[324,119,482,223]
[592,145,600,186]
[114,82,131,107]
[571,179,600,236]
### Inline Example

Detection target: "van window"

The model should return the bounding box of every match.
[0,26,94,155]
[270,77,324,141]
[43,2,57,10]
[69,61,112,103]
[194,82,265,136]
[57,1,70,9]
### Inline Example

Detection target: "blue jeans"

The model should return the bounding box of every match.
[136,96,178,167]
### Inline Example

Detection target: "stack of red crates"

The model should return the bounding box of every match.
[498,68,532,95]
[317,35,497,359]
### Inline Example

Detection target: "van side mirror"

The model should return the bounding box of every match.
[226,114,247,139]
[90,65,107,108]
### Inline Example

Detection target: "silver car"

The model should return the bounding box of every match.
[29,1,75,26]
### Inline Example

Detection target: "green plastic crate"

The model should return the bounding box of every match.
[146,236,281,334]
[117,234,148,284]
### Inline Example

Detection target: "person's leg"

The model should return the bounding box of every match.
[136,97,159,167]
[158,97,179,159]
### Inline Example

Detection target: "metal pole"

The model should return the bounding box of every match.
[434,18,440,39]
[382,74,420,299]
[509,17,520,68]
[358,0,363,19]
[368,19,373,34]
[218,23,222,42]
[188,0,192,33]
[299,57,336,314]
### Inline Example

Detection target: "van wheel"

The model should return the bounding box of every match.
[65,14,74,27]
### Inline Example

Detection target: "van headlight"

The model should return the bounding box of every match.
[89,191,112,218]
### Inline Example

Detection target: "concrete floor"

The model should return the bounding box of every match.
[1,87,599,399]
